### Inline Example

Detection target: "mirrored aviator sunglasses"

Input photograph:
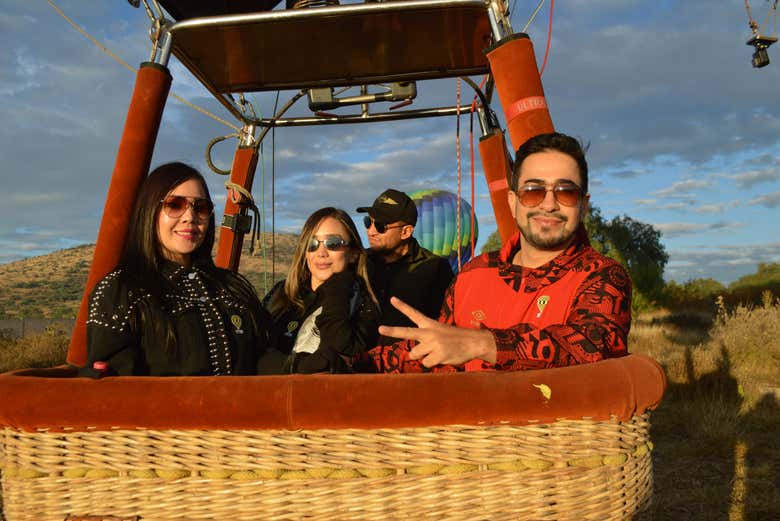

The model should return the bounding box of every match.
[160,196,214,219]
[307,235,350,252]
[517,183,582,208]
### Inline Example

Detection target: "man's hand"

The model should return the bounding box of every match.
[378,297,497,367]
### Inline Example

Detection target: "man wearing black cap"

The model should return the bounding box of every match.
[364,133,632,373]
[357,189,454,341]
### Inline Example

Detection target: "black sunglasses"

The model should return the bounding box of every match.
[363,216,405,234]
[307,235,350,252]
[160,196,214,219]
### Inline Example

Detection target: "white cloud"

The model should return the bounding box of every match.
[660,202,690,211]
[611,168,647,179]
[11,192,69,204]
[634,198,657,206]
[633,199,699,211]
[654,221,744,238]
[654,222,709,237]
[652,179,714,198]
[730,169,780,188]
[747,190,780,208]
[665,241,780,283]
[694,204,725,215]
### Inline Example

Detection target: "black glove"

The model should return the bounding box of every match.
[315,270,357,314]
[316,270,356,297]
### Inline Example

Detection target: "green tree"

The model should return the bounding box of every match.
[685,278,726,299]
[729,262,780,290]
[725,262,780,307]
[586,206,668,309]
[607,215,668,299]
[663,278,726,309]
[480,230,502,254]
[585,206,626,265]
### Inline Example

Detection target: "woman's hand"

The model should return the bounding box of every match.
[316,270,356,298]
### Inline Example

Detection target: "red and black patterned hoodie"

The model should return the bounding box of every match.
[365,227,631,373]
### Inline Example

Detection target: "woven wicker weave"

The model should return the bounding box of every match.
[0,414,652,521]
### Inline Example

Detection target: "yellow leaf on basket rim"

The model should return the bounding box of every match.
[533,383,552,400]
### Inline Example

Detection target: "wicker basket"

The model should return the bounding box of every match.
[0,355,666,520]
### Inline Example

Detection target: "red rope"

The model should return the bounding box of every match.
[540,0,555,76]
[469,105,476,259]
[456,79,462,271]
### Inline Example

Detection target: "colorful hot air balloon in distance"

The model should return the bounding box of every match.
[408,189,478,273]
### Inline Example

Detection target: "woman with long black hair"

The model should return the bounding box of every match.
[83,162,273,376]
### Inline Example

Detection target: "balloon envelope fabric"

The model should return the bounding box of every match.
[408,189,478,273]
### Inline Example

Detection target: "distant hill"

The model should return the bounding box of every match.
[0,232,298,319]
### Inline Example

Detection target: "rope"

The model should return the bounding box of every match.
[224,181,262,256]
[225,181,253,204]
[746,0,759,32]
[258,133,268,293]
[745,0,778,36]
[455,79,462,272]
[469,107,476,259]
[47,0,135,73]
[271,127,276,285]
[148,17,162,62]
[206,124,267,278]
[522,0,547,33]
[271,91,280,285]
[206,134,240,175]
[170,96,239,132]
[244,96,269,294]
[46,0,240,132]
[539,0,555,76]
[767,0,780,37]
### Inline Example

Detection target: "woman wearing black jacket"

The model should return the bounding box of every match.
[261,207,379,373]
[82,162,273,376]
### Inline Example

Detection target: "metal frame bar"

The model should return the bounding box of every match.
[167,0,489,34]
[254,104,481,128]
[163,0,496,126]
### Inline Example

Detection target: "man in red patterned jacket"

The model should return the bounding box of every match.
[366,132,631,372]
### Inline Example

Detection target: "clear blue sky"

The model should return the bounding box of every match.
[1,1,779,284]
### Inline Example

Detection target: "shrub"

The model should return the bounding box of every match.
[0,328,69,373]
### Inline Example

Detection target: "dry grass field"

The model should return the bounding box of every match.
[0,244,93,319]
[632,294,779,520]
[0,231,297,319]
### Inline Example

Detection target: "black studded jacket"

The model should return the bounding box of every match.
[82,261,272,376]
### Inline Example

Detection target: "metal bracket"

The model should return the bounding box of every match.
[239,123,258,148]
[307,82,417,112]
[487,0,512,41]
[221,213,252,234]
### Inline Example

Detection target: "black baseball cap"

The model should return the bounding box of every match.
[356,188,418,225]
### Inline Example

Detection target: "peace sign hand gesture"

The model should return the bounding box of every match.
[378,297,497,368]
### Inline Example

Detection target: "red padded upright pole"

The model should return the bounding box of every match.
[67,63,171,367]
[479,129,516,246]
[215,143,259,272]
[486,34,555,154]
